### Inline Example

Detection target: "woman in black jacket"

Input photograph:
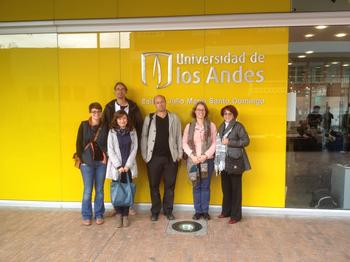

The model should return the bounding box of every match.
[76,102,108,226]
[215,105,251,224]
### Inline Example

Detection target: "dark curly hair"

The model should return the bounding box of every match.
[220,105,238,119]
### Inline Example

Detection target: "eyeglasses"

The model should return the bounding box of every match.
[90,110,102,114]
[224,112,233,115]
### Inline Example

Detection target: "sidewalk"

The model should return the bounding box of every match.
[0,207,349,261]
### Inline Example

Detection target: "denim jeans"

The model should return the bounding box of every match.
[193,159,214,214]
[80,161,106,220]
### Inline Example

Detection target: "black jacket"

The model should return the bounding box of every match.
[103,98,143,139]
[76,120,108,165]
[218,120,251,171]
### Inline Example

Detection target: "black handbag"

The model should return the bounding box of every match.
[225,148,245,175]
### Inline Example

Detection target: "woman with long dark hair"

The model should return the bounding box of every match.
[183,101,217,220]
[106,110,138,228]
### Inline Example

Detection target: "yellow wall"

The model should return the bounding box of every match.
[0,27,288,207]
[0,34,61,200]
[0,0,290,22]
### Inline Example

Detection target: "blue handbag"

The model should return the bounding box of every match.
[110,173,136,207]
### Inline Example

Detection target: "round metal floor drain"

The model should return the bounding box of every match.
[171,221,203,233]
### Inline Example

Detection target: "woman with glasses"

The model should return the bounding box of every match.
[215,105,250,224]
[183,101,217,220]
[75,102,108,226]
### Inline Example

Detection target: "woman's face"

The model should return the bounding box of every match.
[117,115,128,128]
[223,110,234,122]
[90,108,102,121]
[195,104,206,120]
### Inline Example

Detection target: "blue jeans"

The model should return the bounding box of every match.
[80,161,106,220]
[193,159,214,214]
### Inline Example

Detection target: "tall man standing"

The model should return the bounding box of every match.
[141,95,183,221]
[103,82,143,139]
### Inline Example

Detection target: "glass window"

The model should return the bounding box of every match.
[286,25,350,209]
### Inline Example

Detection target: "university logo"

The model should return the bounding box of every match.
[141,52,173,89]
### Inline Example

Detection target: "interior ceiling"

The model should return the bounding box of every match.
[289,25,350,42]
[289,25,350,61]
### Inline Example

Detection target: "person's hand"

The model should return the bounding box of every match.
[124,166,129,172]
[222,138,229,145]
[191,155,200,164]
[199,154,208,163]
[118,167,125,173]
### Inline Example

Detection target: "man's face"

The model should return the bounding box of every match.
[154,96,166,113]
[114,84,126,99]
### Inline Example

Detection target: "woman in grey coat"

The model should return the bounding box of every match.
[106,110,138,228]
[214,105,251,224]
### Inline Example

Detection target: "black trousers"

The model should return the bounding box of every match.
[114,172,132,216]
[221,171,242,220]
[147,156,178,215]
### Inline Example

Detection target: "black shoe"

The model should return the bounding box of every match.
[166,213,175,220]
[151,213,158,221]
[192,213,201,220]
[203,213,211,220]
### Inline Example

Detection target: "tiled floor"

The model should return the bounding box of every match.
[1,207,350,261]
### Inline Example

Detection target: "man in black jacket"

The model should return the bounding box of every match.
[103,82,143,139]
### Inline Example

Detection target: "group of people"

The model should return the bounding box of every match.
[75,82,251,228]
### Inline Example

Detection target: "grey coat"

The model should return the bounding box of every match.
[106,129,138,180]
[218,120,251,171]
[141,111,183,163]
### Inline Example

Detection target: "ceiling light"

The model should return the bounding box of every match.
[315,25,328,30]
[324,65,330,67]
[331,61,339,64]
[298,55,306,58]
[305,50,314,54]
[305,34,315,38]
[343,64,350,67]
[335,33,347,38]
[288,62,293,65]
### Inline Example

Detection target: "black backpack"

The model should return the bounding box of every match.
[310,188,338,209]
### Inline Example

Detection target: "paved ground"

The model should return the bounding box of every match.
[0,207,350,261]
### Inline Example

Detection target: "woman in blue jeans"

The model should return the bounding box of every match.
[76,102,108,226]
[183,101,217,220]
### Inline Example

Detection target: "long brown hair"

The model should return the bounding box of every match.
[110,110,133,131]
[191,101,209,119]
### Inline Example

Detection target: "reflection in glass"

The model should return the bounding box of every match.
[100,33,119,48]
[58,33,97,48]
[0,34,57,48]
[287,25,350,209]
[120,32,130,49]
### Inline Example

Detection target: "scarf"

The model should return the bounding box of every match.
[214,120,236,175]
[187,119,212,156]
[114,127,129,136]
[186,119,211,184]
